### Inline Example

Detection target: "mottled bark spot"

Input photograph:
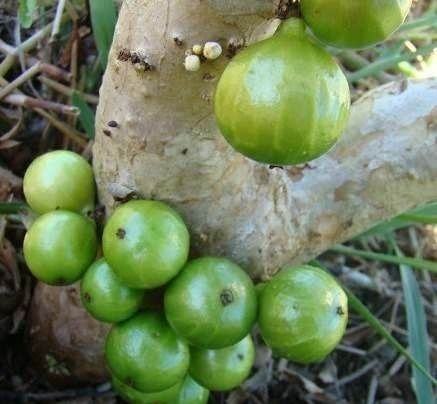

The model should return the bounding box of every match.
[173,36,184,46]
[118,48,131,62]
[276,0,300,19]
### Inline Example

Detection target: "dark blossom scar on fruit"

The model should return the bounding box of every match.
[116,228,126,239]
[220,289,234,306]
[83,292,91,303]
[337,306,345,316]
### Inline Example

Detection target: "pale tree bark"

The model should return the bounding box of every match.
[94,0,437,279]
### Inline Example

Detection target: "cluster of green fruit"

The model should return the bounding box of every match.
[215,1,412,165]
[22,150,348,403]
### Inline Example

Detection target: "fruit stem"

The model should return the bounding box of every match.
[275,17,306,38]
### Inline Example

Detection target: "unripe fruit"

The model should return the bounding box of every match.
[102,200,190,289]
[300,0,412,49]
[112,374,209,404]
[177,375,209,404]
[189,335,255,391]
[23,210,97,285]
[23,150,95,215]
[112,376,183,404]
[214,18,350,165]
[105,312,190,393]
[259,265,348,364]
[164,257,257,349]
[80,258,144,323]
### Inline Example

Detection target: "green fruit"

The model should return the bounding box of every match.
[105,312,190,393]
[112,376,182,404]
[164,257,257,349]
[23,210,97,285]
[177,375,209,404]
[214,18,350,165]
[102,200,190,289]
[80,258,144,323]
[259,265,348,364]
[23,150,95,215]
[112,375,208,404]
[189,335,255,391]
[300,0,412,49]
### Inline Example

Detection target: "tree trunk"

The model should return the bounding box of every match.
[93,0,437,280]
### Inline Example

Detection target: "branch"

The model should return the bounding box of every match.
[93,0,437,279]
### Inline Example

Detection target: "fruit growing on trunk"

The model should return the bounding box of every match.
[23,150,95,215]
[164,257,257,349]
[189,334,255,391]
[80,258,144,323]
[214,18,350,165]
[300,0,412,48]
[102,200,190,289]
[23,211,97,285]
[104,312,190,393]
[258,265,348,363]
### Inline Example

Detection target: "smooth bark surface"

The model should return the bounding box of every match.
[94,0,437,279]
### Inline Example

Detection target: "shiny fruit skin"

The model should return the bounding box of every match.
[259,265,348,364]
[112,375,208,404]
[102,200,190,289]
[105,312,190,393]
[23,150,95,215]
[300,0,412,49]
[214,18,350,165]
[80,258,144,323]
[164,257,257,349]
[177,375,209,404]
[23,210,97,285]
[189,335,255,391]
[112,376,182,404]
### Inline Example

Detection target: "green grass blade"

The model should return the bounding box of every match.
[358,217,412,238]
[394,246,434,403]
[0,202,27,214]
[398,13,437,33]
[330,245,437,274]
[347,43,436,83]
[72,91,95,139]
[89,0,117,70]
[18,0,38,28]
[346,287,437,386]
[358,202,437,237]
[399,202,437,224]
